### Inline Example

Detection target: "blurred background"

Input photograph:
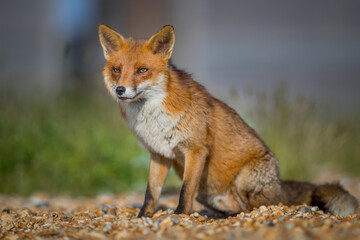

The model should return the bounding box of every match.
[1,0,359,196]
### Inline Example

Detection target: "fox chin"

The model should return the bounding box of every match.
[98,24,359,217]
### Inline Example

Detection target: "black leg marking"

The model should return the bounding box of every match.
[174,183,186,214]
[138,183,155,217]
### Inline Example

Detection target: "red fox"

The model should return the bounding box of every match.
[98,25,358,217]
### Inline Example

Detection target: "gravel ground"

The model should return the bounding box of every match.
[1,191,359,240]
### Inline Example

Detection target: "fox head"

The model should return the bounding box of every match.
[98,25,175,102]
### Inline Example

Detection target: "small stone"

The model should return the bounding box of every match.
[35,202,49,208]
[120,219,129,228]
[259,205,268,212]
[242,221,253,228]
[152,220,160,230]
[142,217,153,226]
[85,210,95,218]
[1,213,15,225]
[142,228,151,234]
[233,221,241,226]
[108,207,116,216]
[171,216,180,224]
[61,215,72,220]
[102,205,110,214]
[103,222,112,232]
[299,206,312,213]
[2,209,10,214]
[311,206,319,212]
[19,209,32,217]
[191,212,200,218]
[110,205,118,210]
[159,216,173,229]
[267,221,275,227]
[6,224,14,231]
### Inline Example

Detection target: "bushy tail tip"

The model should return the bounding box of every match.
[312,183,359,216]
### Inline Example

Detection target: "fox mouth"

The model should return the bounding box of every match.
[117,91,143,101]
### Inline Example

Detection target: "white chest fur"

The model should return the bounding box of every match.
[120,89,180,159]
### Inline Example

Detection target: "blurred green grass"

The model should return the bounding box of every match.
[232,84,360,181]
[1,84,359,196]
[0,89,150,195]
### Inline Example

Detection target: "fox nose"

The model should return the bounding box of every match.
[116,86,126,96]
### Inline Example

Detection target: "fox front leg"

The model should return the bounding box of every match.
[138,153,171,217]
[175,146,208,214]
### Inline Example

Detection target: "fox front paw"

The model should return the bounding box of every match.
[174,206,186,215]
[137,208,154,218]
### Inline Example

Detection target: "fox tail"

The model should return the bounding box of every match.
[281,180,358,216]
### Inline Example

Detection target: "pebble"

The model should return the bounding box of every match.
[142,217,153,226]
[102,205,110,214]
[259,205,268,212]
[152,219,160,230]
[85,210,95,218]
[311,206,319,212]
[35,202,50,208]
[61,215,73,220]
[191,212,201,218]
[171,216,180,224]
[267,221,275,227]
[142,227,151,234]
[102,222,112,232]
[2,209,10,214]
[108,207,116,216]
[299,206,312,213]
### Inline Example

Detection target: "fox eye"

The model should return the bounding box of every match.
[137,68,148,74]
[113,68,120,73]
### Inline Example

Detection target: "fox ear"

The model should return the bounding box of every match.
[98,25,126,60]
[146,25,175,59]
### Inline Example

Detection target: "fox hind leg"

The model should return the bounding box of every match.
[196,156,283,215]
[235,156,284,209]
